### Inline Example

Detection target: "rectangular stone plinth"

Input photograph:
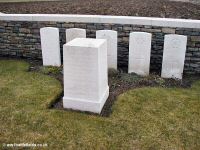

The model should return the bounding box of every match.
[161,34,187,79]
[40,27,61,66]
[63,38,109,114]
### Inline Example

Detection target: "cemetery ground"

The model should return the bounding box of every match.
[0,0,200,20]
[1,59,200,149]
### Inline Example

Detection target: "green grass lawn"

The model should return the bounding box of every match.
[0,60,200,149]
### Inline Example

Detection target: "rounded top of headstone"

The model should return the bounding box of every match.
[40,27,59,31]
[130,32,152,36]
[96,30,117,34]
[66,28,86,32]
[165,34,187,39]
[65,38,106,48]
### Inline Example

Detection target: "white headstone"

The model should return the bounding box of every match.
[128,32,152,76]
[40,27,61,66]
[66,28,86,43]
[96,30,118,69]
[63,38,109,114]
[161,34,187,79]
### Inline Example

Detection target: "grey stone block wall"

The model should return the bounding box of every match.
[0,21,200,74]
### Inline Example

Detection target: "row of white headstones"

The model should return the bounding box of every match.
[40,27,187,114]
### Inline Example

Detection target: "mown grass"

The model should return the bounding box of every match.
[39,66,62,75]
[0,60,200,149]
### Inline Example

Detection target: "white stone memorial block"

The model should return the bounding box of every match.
[161,34,187,79]
[66,28,86,43]
[63,38,109,114]
[96,30,118,69]
[40,27,61,66]
[128,32,152,76]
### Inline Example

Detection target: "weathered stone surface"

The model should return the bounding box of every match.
[161,34,187,79]
[128,32,152,76]
[162,28,176,34]
[96,30,118,69]
[63,38,109,114]
[123,26,132,31]
[40,27,61,66]
[191,36,200,42]
[62,23,74,28]
[74,23,87,29]
[141,28,161,33]
[65,28,86,43]
[19,28,30,33]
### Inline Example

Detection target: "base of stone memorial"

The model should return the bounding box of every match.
[63,87,109,114]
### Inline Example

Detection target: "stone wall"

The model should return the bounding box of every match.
[0,20,200,74]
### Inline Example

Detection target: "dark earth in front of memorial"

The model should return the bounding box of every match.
[12,57,198,117]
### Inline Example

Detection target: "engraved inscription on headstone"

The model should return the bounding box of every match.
[66,28,86,43]
[96,30,118,69]
[161,34,187,79]
[128,32,152,76]
[40,27,61,66]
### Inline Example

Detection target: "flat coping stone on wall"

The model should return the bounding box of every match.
[0,14,200,29]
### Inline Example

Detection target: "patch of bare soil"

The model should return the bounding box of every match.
[50,68,198,117]
[170,0,200,5]
[0,0,200,19]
